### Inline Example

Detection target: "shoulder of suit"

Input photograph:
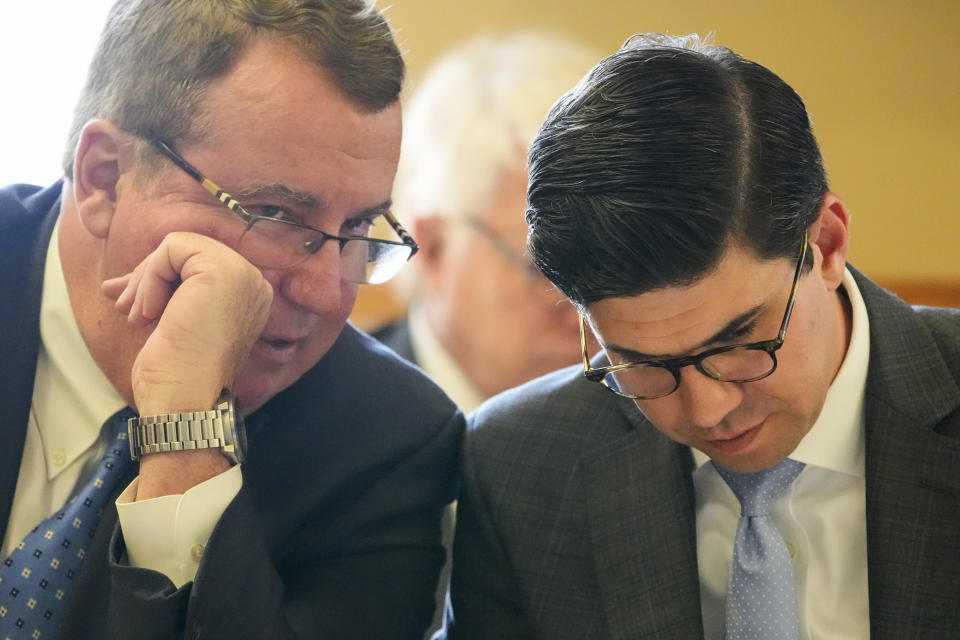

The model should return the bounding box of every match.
[466,361,641,449]
[913,305,960,379]
[0,182,61,229]
[266,323,461,443]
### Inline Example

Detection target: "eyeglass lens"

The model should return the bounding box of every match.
[605,347,777,399]
[235,215,412,284]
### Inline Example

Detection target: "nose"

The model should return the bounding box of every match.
[273,240,345,316]
[674,366,743,429]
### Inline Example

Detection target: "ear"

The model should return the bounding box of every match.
[72,120,134,239]
[807,192,851,290]
[410,216,450,290]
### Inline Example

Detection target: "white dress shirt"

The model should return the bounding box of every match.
[693,269,871,640]
[2,222,240,588]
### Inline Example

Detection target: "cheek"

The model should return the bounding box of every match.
[633,397,690,441]
[338,279,359,312]
[104,205,154,262]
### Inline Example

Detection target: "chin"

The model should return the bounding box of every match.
[232,369,290,414]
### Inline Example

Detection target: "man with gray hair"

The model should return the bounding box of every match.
[445,33,959,639]
[374,32,597,413]
[0,1,460,638]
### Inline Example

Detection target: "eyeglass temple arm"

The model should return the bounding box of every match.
[579,315,593,370]
[383,211,419,257]
[776,234,809,342]
[153,140,202,181]
[151,139,255,226]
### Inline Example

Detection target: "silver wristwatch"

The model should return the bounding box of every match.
[127,389,246,464]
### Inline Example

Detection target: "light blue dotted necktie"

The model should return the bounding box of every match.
[713,458,806,640]
[0,408,133,640]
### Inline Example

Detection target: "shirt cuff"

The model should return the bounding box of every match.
[116,464,242,587]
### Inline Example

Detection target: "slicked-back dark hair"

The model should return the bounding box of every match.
[63,0,404,177]
[526,33,827,307]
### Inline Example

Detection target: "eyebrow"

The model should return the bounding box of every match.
[605,304,765,362]
[233,183,321,209]
[354,199,393,219]
[232,184,392,220]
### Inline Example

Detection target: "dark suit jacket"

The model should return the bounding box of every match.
[372,317,417,365]
[0,182,463,639]
[446,269,960,639]
[372,317,459,640]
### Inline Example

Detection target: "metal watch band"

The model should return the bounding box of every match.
[128,408,227,460]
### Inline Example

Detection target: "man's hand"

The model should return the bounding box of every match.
[103,231,272,498]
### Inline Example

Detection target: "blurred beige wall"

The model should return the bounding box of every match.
[352,0,959,329]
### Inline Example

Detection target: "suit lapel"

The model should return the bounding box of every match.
[582,400,703,639]
[856,271,960,636]
[0,185,60,544]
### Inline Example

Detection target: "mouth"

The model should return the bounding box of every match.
[252,335,303,364]
[705,423,763,455]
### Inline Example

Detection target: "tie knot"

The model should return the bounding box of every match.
[713,458,805,516]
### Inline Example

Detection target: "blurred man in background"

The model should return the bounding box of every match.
[374,32,597,413]
[372,33,597,637]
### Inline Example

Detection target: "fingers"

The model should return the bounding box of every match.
[102,245,182,325]
[104,231,269,328]
[136,247,183,321]
[103,271,149,323]
[102,273,131,299]
[106,231,274,413]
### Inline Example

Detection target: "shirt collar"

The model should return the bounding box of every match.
[691,268,869,477]
[408,304,486,414]
[33,220,126,480]
[789,268,869,477]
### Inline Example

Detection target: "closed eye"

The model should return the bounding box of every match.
[726,317,760,343]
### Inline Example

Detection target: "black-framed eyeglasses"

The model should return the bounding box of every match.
[150,139,418,285]
[580,235,809,400]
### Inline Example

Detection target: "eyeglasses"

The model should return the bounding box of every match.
[580,235,809,399]
[464,217,542,284]
[150,139,418,284]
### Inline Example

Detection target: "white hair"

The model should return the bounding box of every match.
[392,31,599,225]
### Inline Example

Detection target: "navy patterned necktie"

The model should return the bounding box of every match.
[713,458,806,640]
[0,408,134,639]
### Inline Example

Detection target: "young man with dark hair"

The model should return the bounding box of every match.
[0,1,460,638]
[444,33,959,639]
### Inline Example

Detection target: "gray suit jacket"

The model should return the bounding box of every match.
[446,270,960,639]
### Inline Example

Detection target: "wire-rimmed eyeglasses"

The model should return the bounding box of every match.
[151,139,418,285]
[580,235,809,400]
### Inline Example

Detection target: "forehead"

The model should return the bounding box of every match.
[183,37,401,206]
[585,244,789,355]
